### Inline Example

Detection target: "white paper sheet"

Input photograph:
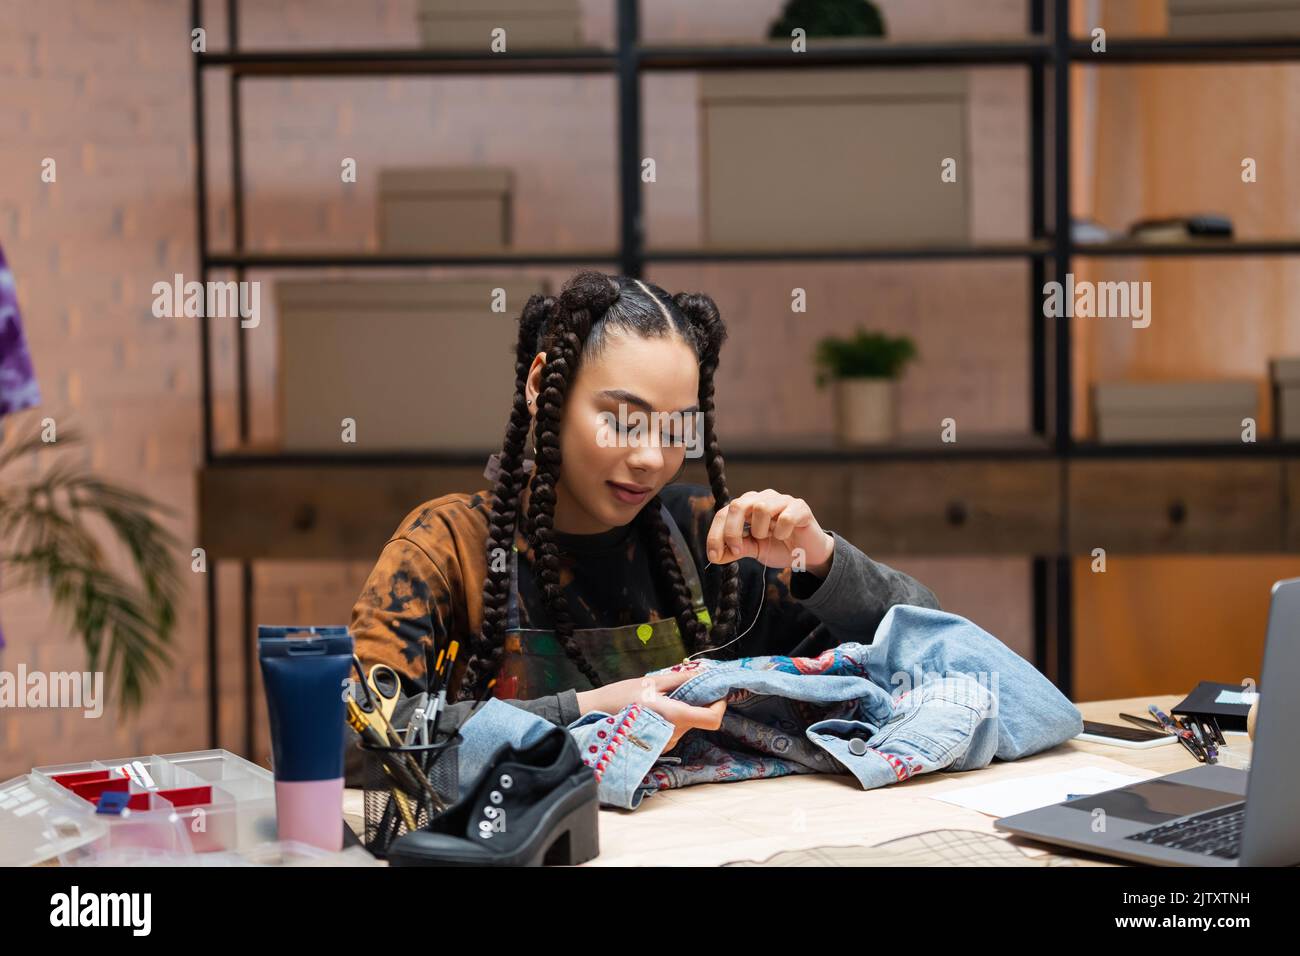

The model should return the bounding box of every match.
[928,766,1159,818]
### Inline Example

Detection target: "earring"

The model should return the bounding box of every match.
[527,398,537,456]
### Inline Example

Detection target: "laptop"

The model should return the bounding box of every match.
[993,577,1300,866]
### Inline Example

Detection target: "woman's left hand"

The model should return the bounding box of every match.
[705,489,834,576]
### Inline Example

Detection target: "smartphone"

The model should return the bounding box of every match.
[1076,720,1176,748]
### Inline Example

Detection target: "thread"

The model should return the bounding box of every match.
[685,530,769,662]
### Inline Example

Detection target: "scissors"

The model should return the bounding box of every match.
[366,664,401,725]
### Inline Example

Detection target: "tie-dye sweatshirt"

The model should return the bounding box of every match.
[345,481,940,787]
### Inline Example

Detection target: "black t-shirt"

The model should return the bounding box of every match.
[350,481,837,700]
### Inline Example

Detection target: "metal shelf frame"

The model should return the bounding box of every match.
[191,0,1300,752]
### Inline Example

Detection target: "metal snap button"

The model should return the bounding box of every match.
[848,737,868,756]
[500,774,513,789]
[490,790,503,804]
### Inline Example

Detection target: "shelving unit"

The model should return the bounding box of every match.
[192,0,1300,755]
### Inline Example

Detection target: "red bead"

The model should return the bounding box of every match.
[588,745,597,753]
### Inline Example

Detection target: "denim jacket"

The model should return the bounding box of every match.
[453,605,1083,810]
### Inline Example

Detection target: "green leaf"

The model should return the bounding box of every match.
[812,327,918,383]
[0,428,179,713]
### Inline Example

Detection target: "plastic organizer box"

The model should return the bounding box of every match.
[0,749,277,866]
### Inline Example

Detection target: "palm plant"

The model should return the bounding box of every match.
[0,426,180,711]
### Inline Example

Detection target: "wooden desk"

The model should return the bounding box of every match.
[343,694,1249,866]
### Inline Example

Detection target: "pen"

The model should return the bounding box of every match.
[1208,715,1227,746]
[428,639,458,743]
[1149,705,1207,762]
[1170,711,1210,760]
[1189,721,1217,763]
[1172,716,1211,762]
[1120,712,1168,732]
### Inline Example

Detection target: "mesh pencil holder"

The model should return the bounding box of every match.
[358,726,461,860]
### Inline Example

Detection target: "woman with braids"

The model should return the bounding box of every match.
[344,270,939,782]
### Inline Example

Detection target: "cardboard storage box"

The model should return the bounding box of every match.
[1093,380,1259,443]
[276,277,547,452]
[1168,0,1300,37]
[378,167,512,253]
[1271,358,1300,440]
[700,62,970,248]
[417,0,581,49]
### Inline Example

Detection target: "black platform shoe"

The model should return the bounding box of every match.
[387,725,599,867]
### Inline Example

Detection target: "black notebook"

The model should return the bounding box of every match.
[1171,680,1258,732]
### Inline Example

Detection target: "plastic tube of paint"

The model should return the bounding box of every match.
[258,625,354,852]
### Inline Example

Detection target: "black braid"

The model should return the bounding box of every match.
[457,294,553,702]
[521,273,613,692]
[672,291,743,656]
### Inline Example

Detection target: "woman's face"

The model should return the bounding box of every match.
[526,331,701,534]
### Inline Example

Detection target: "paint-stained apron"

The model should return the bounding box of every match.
[493,501,713,700]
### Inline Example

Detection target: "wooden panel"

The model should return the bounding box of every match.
[203,461,854,562]
[1288,460,1300,552]
[1068,459,1285,554]
[199,465,490,560]
[847,461,1061,554]
[201,457,1294,562]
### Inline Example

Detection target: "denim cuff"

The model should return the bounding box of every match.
[805,674,998,789]
[567,703,674,810]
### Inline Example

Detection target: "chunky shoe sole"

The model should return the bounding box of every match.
[387,768,599,867]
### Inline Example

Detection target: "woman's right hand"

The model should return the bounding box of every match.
[576,662,725,753]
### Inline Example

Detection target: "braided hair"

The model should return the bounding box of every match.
[453,270,742,704]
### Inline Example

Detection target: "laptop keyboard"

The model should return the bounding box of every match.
[1124,802,1245,859]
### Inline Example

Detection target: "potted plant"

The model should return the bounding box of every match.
[768,0,885,38]
[813,328,917,445]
